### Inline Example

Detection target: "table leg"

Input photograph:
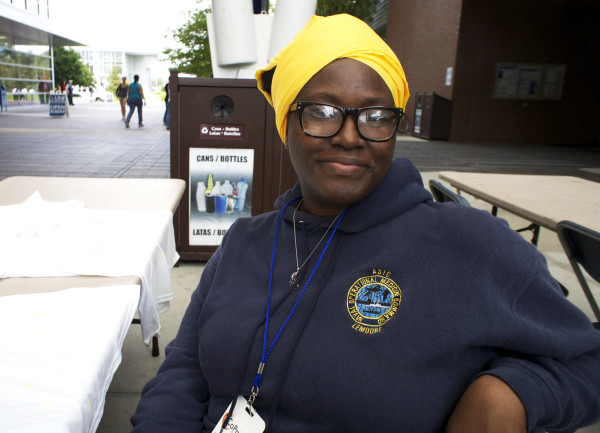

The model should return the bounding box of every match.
[131,318,160,357]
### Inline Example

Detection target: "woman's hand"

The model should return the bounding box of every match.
[446,375,527,433]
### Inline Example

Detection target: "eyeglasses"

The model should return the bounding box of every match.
[289,101,403,142]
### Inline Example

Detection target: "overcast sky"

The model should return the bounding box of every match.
[50,0,209,53]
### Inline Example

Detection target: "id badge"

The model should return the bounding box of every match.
[211,395,265,433]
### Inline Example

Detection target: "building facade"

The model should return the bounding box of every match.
[386,0,600,144]
[0,0,80,107]
[73,48,167,93]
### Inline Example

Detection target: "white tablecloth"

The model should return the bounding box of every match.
[0,192,179,343]
[0,284,140,433]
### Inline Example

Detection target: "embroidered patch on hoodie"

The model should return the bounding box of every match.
[347,269,401,334]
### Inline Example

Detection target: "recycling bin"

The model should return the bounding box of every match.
[412,92,453,140]
[169,70,297,261]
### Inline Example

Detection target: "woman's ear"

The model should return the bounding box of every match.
[283,133,290,150]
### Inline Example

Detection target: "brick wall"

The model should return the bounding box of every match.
[387,0,600,144]
[386,0,462,138]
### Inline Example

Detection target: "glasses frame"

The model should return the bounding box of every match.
[289,101,404,142]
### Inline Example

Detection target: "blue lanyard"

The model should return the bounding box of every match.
[248,197,347,406]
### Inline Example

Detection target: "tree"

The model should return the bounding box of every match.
[106,66,121,95]
[53,46,95,88]
[316,0,379,22]
[163,7,213,78]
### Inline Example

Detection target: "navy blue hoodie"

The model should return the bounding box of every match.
[131,158,600,432]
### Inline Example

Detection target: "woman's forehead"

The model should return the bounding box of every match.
[297,58,394,104]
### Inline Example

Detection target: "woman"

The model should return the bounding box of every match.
[125,74,146,128]
[163,82,170,130]
[116,76,129,121]
[131,14,600,433]
[66,80,74,105]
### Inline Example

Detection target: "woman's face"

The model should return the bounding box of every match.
[286,58,396,216]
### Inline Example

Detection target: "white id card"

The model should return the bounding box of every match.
[211,395,265,433]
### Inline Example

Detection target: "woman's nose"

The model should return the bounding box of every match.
[332,115,364,148]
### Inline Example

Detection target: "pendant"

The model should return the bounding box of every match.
[289,270,299,287]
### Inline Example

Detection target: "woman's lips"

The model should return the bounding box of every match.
[324,160,367,176]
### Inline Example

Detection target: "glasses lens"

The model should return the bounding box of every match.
[301,104,343,137]
[358,108,398,141]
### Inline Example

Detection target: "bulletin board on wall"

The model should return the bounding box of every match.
[493,63,566,101]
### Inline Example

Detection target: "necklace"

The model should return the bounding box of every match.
[290,200,344,287]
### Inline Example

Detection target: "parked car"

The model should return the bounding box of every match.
[91,87,114,102]
[73,86,90,103]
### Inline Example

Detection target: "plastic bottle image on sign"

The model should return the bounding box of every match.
[196,181,206,212]
[235,178,248,211]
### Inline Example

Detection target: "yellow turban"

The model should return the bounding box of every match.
[256,13,409,143]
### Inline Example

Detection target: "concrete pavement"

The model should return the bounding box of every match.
[2,100,599,182]
[0,101,170,179]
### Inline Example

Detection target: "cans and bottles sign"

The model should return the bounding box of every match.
[189,148,254,246]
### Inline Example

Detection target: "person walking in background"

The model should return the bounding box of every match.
[0,84,7,111]
[116,77,129,121]
[163,82,170,130]
[59,80,66,94]
[38,82,46,104]
[66,80,74,105]
[125,74,146,128]
[41,82,49,104]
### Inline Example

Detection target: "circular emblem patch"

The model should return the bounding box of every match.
[347,270,401,334]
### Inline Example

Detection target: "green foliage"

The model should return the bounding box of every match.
[316,0,379,22]
[53,46,95,87]
[163,7,213,78]
[106,66,121,95]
